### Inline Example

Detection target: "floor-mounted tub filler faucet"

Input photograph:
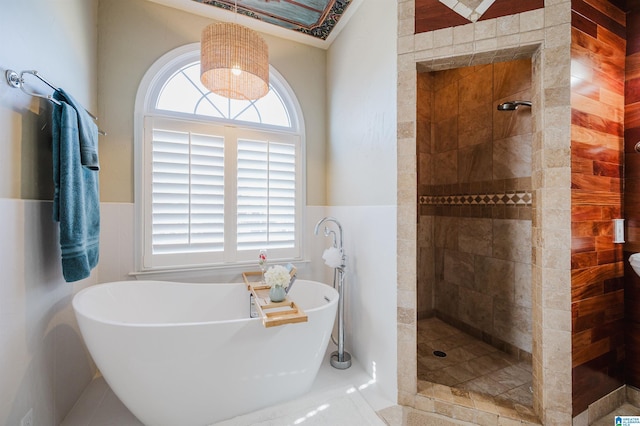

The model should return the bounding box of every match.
[315,216,351,369]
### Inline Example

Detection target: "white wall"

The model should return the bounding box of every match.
[326,0,398,404]
[0,1,99,424]
[326,1,398,207]
[0,1,99,200]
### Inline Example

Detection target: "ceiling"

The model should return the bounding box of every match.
[146,0,362,48]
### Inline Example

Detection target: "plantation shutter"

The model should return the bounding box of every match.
[150,124,225,258]
[139,56,304,273]
[237,138,296,252]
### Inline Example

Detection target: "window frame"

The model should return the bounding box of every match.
[133,43,306,274]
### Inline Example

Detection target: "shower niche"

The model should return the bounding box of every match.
[416,58,534,405]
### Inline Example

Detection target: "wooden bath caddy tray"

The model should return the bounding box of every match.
[242,271,307,328]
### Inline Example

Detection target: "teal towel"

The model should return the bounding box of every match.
[52,91,100,282]
[55,88,100,170]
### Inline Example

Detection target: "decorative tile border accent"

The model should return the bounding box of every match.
[438,0,496,22]
[413,0,545,36]
[420,190,532,206]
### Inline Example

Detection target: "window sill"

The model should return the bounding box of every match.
[129,259,310,283]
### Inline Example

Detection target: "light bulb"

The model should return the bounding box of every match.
[231,65,242,76]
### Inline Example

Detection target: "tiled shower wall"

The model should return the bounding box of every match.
[417,59,533,355]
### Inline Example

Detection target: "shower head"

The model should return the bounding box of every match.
[497,101,532,111]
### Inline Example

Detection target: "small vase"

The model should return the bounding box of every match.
[269,285,286,302]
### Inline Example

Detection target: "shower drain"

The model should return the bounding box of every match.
[433,350,447,358]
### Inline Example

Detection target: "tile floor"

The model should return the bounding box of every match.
[60,326,640,426]
[592,403,640,426]
[61,348,394,426]
[417,317,533,408]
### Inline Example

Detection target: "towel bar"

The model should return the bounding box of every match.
[5,69,106,135]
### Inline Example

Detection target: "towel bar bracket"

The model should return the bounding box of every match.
[5,68,62,106]
[5,70,21,88]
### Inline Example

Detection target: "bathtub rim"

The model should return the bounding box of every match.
[72,279,338,328]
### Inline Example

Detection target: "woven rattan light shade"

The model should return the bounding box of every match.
[200,22,269,100]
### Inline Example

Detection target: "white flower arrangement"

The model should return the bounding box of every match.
[264,265,290,288]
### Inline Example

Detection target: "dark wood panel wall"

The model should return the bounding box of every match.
[625,2,640,390]
[414,0,543,33]
[571,0,626,416]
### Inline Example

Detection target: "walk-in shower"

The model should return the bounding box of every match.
[315,216,351,369]
[416,58,534,408]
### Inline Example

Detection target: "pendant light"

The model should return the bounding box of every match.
[200,1,269,100]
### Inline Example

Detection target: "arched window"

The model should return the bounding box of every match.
[134,44,305,272]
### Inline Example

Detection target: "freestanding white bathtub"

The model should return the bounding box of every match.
[72,279,338,426]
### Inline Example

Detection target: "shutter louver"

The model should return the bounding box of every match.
[237,139,296,251]
[151,128,224,255]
